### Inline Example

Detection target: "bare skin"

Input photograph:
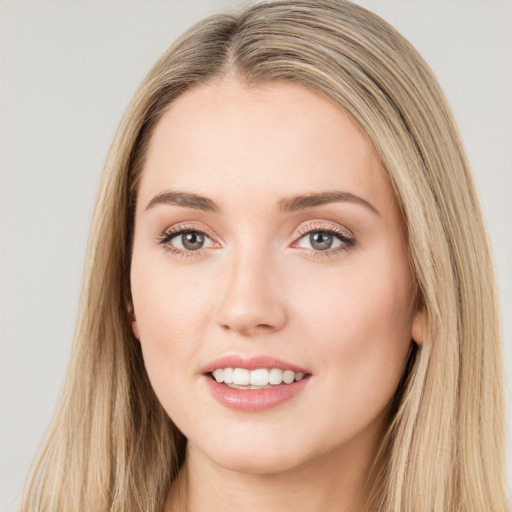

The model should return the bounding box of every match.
[130,78,424,512]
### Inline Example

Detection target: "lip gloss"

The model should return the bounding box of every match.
[204,375,309,412]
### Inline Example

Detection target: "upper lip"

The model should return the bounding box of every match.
[201,355,311,375]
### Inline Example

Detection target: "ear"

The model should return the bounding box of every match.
[411,306,425,346]
[130,310,140,340]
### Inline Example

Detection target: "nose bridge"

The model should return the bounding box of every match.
[216,237,286,335]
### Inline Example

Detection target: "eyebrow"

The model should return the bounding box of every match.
[145,190,379,216]
[146,191,220,212]
[278,190,379,215]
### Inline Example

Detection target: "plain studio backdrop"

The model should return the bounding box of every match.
[0,1,511,510]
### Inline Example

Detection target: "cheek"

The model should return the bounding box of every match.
[293,248,414,412]
[131,249,214,340]
[129,253,211,407]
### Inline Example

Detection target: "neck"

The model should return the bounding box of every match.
[164,431,385,512]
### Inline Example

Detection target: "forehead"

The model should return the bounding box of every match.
[137,78,397,218]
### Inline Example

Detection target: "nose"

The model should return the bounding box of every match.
[216,249,287,337]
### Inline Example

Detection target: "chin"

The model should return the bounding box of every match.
[190,433,310,475]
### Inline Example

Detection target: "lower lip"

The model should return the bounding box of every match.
[204,375,310,412]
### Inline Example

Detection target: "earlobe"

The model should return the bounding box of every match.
[411,307,425,346]
[130,310,140,340]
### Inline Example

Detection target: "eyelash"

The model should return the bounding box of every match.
[156,222,355,259]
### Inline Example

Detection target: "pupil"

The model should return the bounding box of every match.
[182,232,204,250]
[310,232,333,250]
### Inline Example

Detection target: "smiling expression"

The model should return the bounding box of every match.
[130,78,422,474]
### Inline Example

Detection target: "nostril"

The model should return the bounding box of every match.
[220,322,278,335]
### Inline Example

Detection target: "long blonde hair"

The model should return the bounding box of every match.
[21,1,507,510]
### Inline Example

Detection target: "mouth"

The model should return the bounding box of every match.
[202,355,312,411]
[209,367,309,389]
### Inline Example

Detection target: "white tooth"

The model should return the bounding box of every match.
[223,367,234,384]
[232,368,250,385]
[295,372,305,381]
[268,368,283,385]
[282,370,295,384]
[213,369,224,382]
[249,368,269,386]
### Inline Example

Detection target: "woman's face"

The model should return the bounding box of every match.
[130,78,422,474]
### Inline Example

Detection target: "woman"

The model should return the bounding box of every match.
[20,1,508,511]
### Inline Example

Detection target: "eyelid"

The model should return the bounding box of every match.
[158,222,218,242]
[294,220,354,240]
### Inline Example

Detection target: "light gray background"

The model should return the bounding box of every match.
[1,1,511,510]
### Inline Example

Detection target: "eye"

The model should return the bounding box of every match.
[297,231,341,251]
[157,224,216,257]
[294,223,355,255]
[171,231,212,251]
